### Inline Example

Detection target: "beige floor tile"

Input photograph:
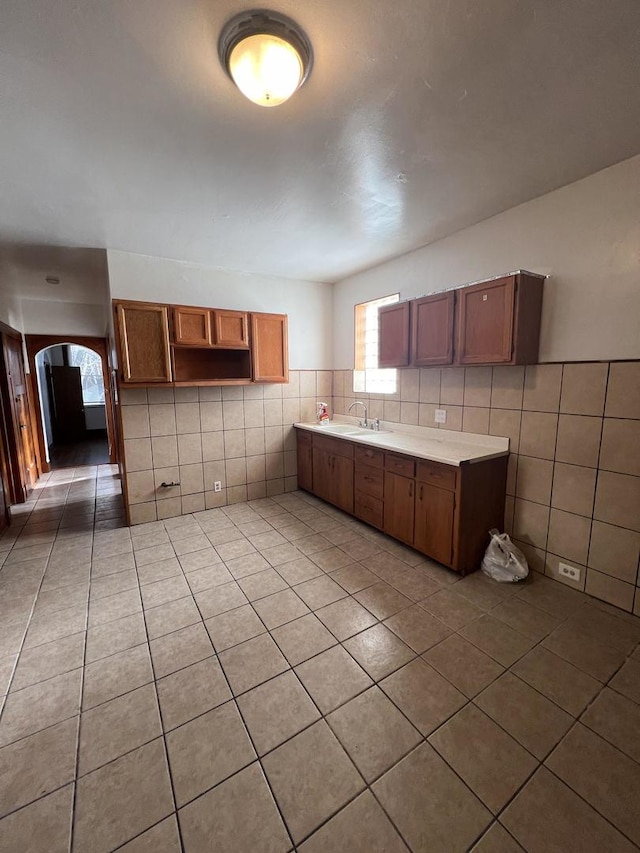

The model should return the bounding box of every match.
[85,612,146,663]
[205,603,266,651]
[294,533,332,556]
[565,603,640,652]
[387,566,441,602]
[90,569,138,600]
[380,657,467,735]
[0,783,74,853]
[157,656,231,731]
[215,538,256,561]
[419,587,485,629]
[460,614,536,667]
[503,766,636,853]
[490,597,562,641]
[0,668,82,747]
[515,575,585,617]
[471,822,525,852]
[179,762,290,853]
[343,624,415,680]
[373,742,491,852]
[610,658,640,704]
[276,555,324,585]
[310,547,354,572]
[195,580,248,618]
[178,546,223,574]
[262,720,364,844]
[73,738,174,853]
[294,575,348,610]
[225,551,272,578]
[166,701,255,806]
[0,716,78,818]
[88,589,142,628]
[219,632,289,694]
[423,634,504,698]
[140,574,191,610]
[23,604,87,649]
[11,632,85,692]
[118,816,181,852]
[298,790,409,853]
[253,588,310,629]
[83,644,153,709]
[315,596,377,640]
[185,562,232,593]
[475,672,573,760]
[454,572,512,610]
[429,704,537,813]
[145,595,201,640]
[237,568,288,601]
[353,582,413,620]
[581,686,640,763]
[546,723,640,846]
[295,645,373,713]
[78,683,162,775]
[384,604,451,653]
[542,622,628,682]
[327,686,421,783]
[512,646,600,715]
[329,563,379,593]
[134,543,175,566]
[136,556,182,585]
[272,613,337,665]
[149,622,214,678]
[237,670,320,755]
[92,552,136,577]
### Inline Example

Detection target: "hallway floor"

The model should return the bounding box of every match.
[49,435,110,470]
[0,469,639,852]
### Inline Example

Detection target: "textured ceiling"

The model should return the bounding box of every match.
[1,0,640,283]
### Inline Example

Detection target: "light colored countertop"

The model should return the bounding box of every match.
[294,419,509,466]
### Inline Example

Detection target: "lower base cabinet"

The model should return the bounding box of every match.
[296,428,507,575]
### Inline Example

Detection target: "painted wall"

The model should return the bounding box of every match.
[20,299,108,337]
[107,250,333,370]
[333,154,640,367]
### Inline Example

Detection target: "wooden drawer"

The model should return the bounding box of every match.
[297,429,312,447]
[417,460,457,491]
[355,491,383,529]
[355,463,384,500]
[313,434,354,459]
[355,444,384,469]
[385,453,415,478]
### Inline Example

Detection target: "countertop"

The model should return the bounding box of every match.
[294,420,509,466]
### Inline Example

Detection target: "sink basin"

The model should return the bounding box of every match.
[319,423,380,436]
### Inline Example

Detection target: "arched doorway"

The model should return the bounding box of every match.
[26,335,118,473]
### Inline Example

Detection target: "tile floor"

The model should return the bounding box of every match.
[0,465,639,852]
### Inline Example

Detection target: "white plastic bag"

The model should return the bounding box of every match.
[481,529,529,583]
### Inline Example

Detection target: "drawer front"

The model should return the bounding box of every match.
[385,453,415,478]
[354,491,383,529]
[355,444,384,469]
[417,460,457,491]
[355,463,384,500]
[313,434,354,459]
[296,429,312,446]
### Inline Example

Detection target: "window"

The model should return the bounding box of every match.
[354,293,399,394]
[68,346,105,405]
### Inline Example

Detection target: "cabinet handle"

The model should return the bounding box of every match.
[364,476,373,483]
[409,481,414,498]
[419,484,424,500]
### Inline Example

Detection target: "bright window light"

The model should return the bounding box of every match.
[353,293,399,394]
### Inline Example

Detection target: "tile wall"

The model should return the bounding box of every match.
[333,362,640,615]
[119,371,331,525]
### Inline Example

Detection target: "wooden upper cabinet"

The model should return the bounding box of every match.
[115,302,172,383]
[173,306,211,347]
[411,292,454,366]
[212,310,249,348]
[378,302,410,367]
[455,273,543,365]
[251,313,288,383]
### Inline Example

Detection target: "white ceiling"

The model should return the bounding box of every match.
[1,0,640,284]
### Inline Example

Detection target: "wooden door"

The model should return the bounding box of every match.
[213,310,249,348]
[378,303,410,367]
[383,472,415,544]
[251,313,289,383]
[455,276,515,364]
[414,482,455,565]
[297,434,313,491]
[50,365,86,443]
[331,455,354,514]
[173,307,212,346]
[411,292,454,366]
[3,334,37,497]
[115,302,172,383]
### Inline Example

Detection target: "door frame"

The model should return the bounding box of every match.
[25,335,118,473]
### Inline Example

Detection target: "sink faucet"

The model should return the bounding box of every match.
[348,400,368,428]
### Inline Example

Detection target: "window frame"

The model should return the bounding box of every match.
[353,293,399,395]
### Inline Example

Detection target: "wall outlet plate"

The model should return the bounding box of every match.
[558,562,581,582]
[435,409,447,424]
[214,481,222,492]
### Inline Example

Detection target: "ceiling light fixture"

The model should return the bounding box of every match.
[218,10,313,107]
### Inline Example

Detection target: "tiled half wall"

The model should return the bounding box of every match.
[334,362,640,616]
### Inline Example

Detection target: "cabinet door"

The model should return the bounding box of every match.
[297,434,313,491]
[378,303,410,368]
[115,302,172,383]
[312,447,333,504]
[455,276,515,364]
[251,313,289,383]
[212,310,249,348]
[331,454,354,514]
[173,307,212,346]
[383,472,415,545]
[414,482,455,565]
[411,292,454,366]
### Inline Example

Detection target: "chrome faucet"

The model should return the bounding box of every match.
[348,400,368,428]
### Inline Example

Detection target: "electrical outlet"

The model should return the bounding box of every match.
[214,481,222,493]
[435,409,447,424]
[558,562,581,582]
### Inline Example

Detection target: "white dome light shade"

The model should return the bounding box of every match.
[229,34,303,107]
[219,11,313,108]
